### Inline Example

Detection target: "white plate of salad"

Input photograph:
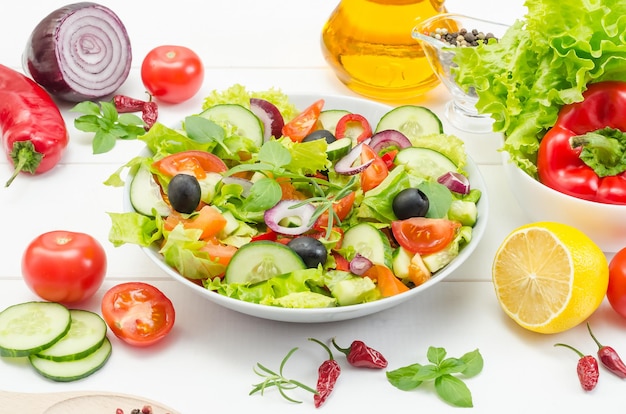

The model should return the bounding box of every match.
[108,85,488,323]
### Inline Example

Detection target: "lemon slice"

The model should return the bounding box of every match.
[492,222,608,334]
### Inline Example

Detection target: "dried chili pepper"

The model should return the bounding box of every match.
[554,343,599,391]
[309,338,341,408]
[113,94,159,130]
[331,338,388,369]
[587,322,626,379]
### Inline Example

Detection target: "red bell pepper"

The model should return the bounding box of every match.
[335,113,372,143]
[537,81,626,204]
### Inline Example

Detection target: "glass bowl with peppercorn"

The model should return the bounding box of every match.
[412,14,509,133]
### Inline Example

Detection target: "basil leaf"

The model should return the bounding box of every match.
[434,374,473,408]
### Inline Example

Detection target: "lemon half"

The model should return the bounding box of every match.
[492,222,608,334]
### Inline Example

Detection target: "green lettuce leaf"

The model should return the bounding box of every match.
[454,0,626,176]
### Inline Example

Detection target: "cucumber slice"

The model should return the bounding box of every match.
[326,137,352,162]
[0,302,71,358]
[394,147,458,181]
[36,310,107,362]
[342,223,393,268]
[392,246,413,284]
[225,241,307,285]
[130,164,171,217]
[318,109,351,134]
[199,104,264,147]
[29,337,112,382]
[375,105,443,139]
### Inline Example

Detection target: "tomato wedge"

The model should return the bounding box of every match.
[314,191,356,230]
[101,282,175,347]
[363,264,409,297]
[391,217,461,255]
[360,144,389,192]
[153,150,227,179]
[282,99,324,142]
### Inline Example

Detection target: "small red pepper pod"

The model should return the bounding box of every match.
[587,323,626,379]
[309,338,341,408]
[331,338,388,369]
[555,343,599,391]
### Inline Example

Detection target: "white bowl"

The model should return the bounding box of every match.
[502,152,626,253]
[123,94,489,323]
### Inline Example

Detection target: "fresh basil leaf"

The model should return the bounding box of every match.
[418,181,453,218]
[459,349,484,378]
[184,115,226,144]
[437,357,467,376]
[70,101,101,116]
[410,364,440,382]
[100,101,119,123]
[426,346,447,365]
[434,374,473,408]
[118,113,145,127]
[74,115,102,133]
[258,139,291,168]
[242,178,282,212]
[92,130,118,155]
[386,363,423,391]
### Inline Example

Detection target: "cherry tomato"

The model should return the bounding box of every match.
[282,99,324,142]
[141,45,204,104]
[360,144,389,192]
[101,282,175,347]
[153,150,228,179]
[391,217,461,255]
[608,248,626,319]
[313,191,356,230]
[21,231,107,304]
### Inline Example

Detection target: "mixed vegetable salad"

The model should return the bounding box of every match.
[106,85,481,308]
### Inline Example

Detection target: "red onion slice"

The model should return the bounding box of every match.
[264,200,316,235]
[349,254,373,275]
[24,3,132,102]
[437,171,470,194]
[250,98,285,141]
[334,142,374,175]
[368,129,412,154]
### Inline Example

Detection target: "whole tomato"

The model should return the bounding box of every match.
[21,231,107,304]
[141,45,204,104]
[608,248,626,318]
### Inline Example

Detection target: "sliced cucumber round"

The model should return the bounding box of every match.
[225,241,306,285]
[29,337,112,382]
[342,223,393,268]
[375,105,443,139]
[318,109,351,134]
[199,104,264,147]
[130,163,171,217]
[36,310,107,362]
[326,137,352,162]
[0,302,71,358]
[394,147,458,181]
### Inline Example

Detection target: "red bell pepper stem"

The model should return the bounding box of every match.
[587,323,626,379]
[309,337,340,408]
[554,343,599,391]
[331,338,388,369]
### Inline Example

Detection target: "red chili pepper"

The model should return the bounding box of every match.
[113,94,159,130]
[309,337,340,408]
[331,338,388,369]
[554,343,599,391]
[1,64,69,187]
[537,81,626,204]
[587,322,626,379]
[334,113,372,143]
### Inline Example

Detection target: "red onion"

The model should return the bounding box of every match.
[23,2,132,102]
[437,171,470,194]
[334,141,374,175]
[250,98,284,141]
[368,129,412,153]
[349,254,373,275]
[264,200,316,235]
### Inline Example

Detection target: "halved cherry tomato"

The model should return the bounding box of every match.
[331,251,350,272]
[101,282,175,347]
[360,144,389,192]
[153,150,227,179]
[314,191,356,230]
[282,99,324,142]
[335,113,372,143]
[363,264,409,297]
[164,205,227,240]
[391,217,461,255]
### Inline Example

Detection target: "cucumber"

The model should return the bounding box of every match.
[326,137,352,162]
[29,337,112,382]
[225,241,307,285]
[36,310,107,362]
[375,105,443,139]
[130,163,171,217]
[394,147,458,181]
[318,109,351,134]
[392,246,413,284]
[199,104,264,147]
[0,302,71,358]
[342,223,393,268]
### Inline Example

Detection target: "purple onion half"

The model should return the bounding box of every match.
[23,2,132,102]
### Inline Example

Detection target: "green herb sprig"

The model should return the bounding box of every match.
[250,347,318,403]
[72,101,146,154]
[386,346,484,408]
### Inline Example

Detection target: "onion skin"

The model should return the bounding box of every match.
[23,2,132,102]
